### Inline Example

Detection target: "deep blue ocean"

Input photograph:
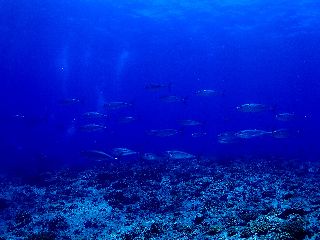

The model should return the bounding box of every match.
[1,0,319,173]
[1,1,320,239]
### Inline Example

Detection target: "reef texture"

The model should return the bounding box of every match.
[0,156,320,239]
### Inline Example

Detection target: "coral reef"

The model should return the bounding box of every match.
[0,157,319,239]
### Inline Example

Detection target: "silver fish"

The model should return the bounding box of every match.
[13,114,25,119]
[236,103,269,112]
[81,150,114,160]
[191,132,207,138]
[166,150,196,160]
[112,148,137,157]
[147,129,179,137]
[275,113,295,121]
[83,112,107,119]
[104,101,132,110]
[119,116,136,123]
[180,119,202,126]
[59,98,80,105]
[145,82,171,90]
[195,89,218,96]
[272,129,290,138]
[79,124,106,132]
[160,95,186,103]
[235,129,271,139]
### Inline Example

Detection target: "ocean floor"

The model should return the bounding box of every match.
[0,156,320,240]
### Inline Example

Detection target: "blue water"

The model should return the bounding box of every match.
[1,0,320,174]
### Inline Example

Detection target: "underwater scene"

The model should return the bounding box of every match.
[1,0,320,239]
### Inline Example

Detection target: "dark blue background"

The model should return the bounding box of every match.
[0,0,319,174]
